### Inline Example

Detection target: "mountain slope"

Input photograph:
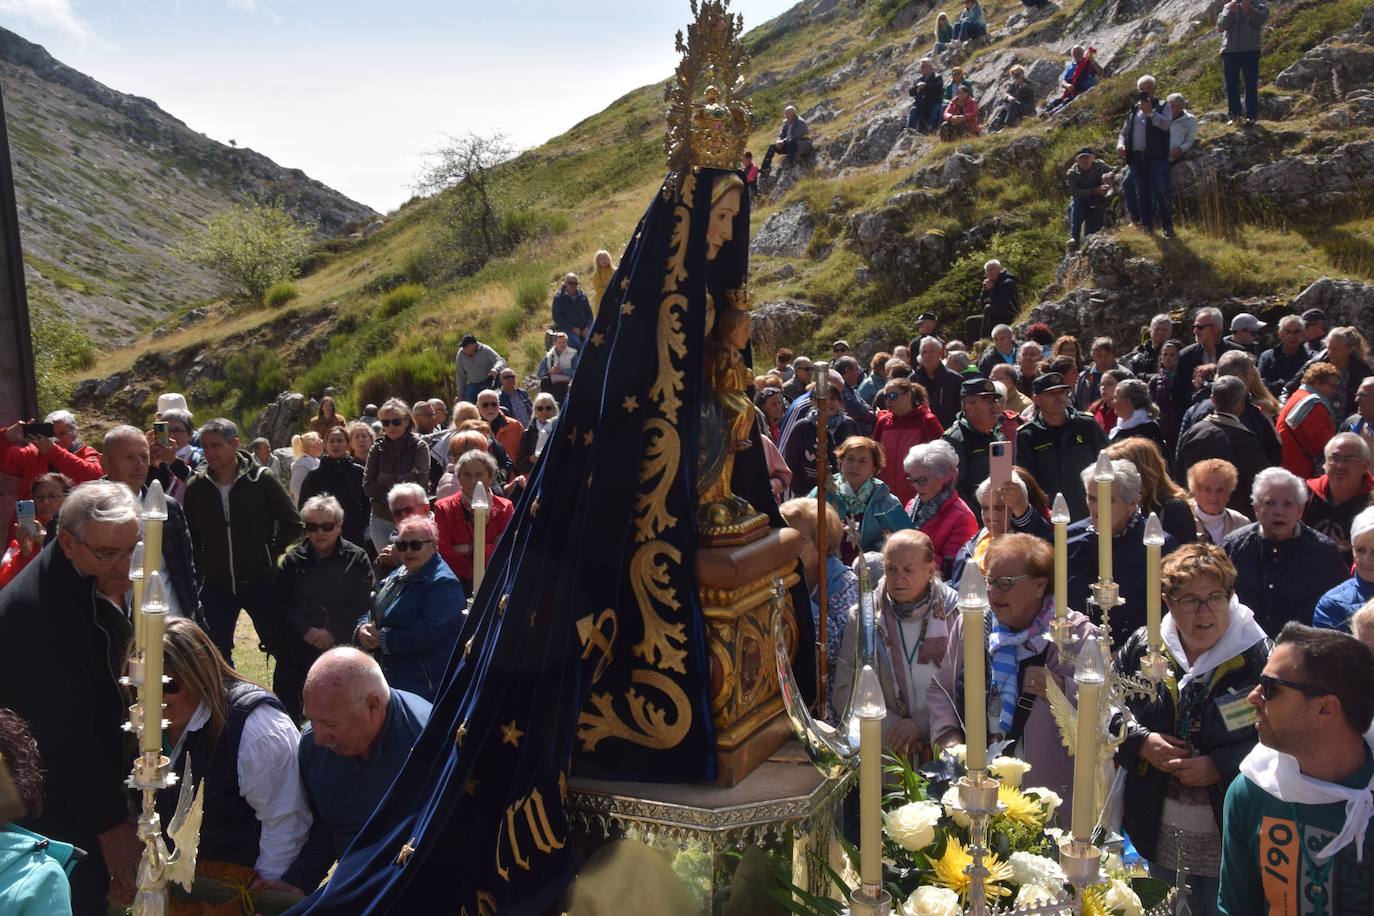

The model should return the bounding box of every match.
[1,26,376,343]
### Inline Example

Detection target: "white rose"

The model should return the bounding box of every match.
[1015,884,1061,907]
[1025,786,1063,821]
[902,885,962,916]
[884,800,943,852]
[1007,851,1066,889]
[989,756,1032,787]
[1103,877,1143,916]
[944,743,966,765]
[940,784,972,828]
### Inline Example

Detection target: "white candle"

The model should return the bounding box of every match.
[141,481,167,581]
[1070,634,1106,842]
[959,565,989,771]
[1052,494,1070,619]
[141,572,170,754]
[129,541,145,655]
[1093,453,1115,583]
[471,480,490,596]
[852,664,886,889]
[1144,512,1165,652]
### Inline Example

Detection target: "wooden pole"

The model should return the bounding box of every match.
[814,361,831,717]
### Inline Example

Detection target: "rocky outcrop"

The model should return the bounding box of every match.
[753,203,816,258]
[1230,139,1374,217]
[1028,237,1168,346]
[750,299,824,357]
[1290,278,1374,340]
[1275,8,1374,100]
[248,393,317,448]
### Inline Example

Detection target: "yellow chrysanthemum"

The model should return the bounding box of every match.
[996,783,1047,828]
[1080,885,1111,916]
[929,838,1014,905]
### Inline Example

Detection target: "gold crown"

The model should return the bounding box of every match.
[665,0,753,182]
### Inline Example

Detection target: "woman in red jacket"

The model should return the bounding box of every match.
[432,449,514,595]
[871,378,945,508]
[1276,362,1339,479]
[903,439,979,579]
[0,473,66,590]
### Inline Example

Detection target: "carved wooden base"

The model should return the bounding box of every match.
[697,526,803,787]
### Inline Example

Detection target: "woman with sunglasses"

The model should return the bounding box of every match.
[516,393,560,476]
[1114,543,1269,915]
[156,618,311,892]
[356,515,465,701]
[270,495,375,721]
[931,533,1098,811]
[298,427,370,551]
[871,378,943,507]
[363,399,430,554]
[434,450,515,597]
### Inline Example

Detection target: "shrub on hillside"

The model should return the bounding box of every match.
[379,283,425,318]
[493,305,523,341]
[515,277,550,313]
[263,281,299,308]
[29,287,95,414]
[355,349,453,409]
[178,201,314,304]
[224,346,290,404]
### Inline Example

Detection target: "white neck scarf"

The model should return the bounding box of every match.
[1161,595,1267,690]
[1194,505,1228,544]
[1110,409,1151,438]
[1240,726,1374,862]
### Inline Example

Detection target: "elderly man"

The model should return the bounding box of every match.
[1178,350,1283,467]
[1259,314,1311,392]
[410,400,439,437]
[428,398,447,430]
[1340,375,1374,447]
[913,336,963,429]
[260,649,432,896]
[1044,44,1103,112]
[1065,147,1112,248]
[550,273,593,350]
[1177,376,1267,515]
[977,259,1019,339]
[1123,314,1175,377]
[0,481,143,913]
[989,364,1030,415]
[101,425,201,623]
[1016,371,1108,520]
[1303,432,1374,563]
[943,378,1006,525]
[1074,336,1121,410]
[454,334,506,403]
[906,58,944,133]
[1217,0,1269,125]
[758,104,810,178]
[833,356,876,435]
[1223,468,1348,634]
[781,355,813,404]
[1117,75,1174,237]
[1016,341,1043,395]
[976,325,1017,376]
[1171,306,1237,431]
[497,368,533,428]
[1224,313,1265,357]
[1220,624,1374,914]
[1167,92,1198,161]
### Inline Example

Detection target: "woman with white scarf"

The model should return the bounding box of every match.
[516,392,559,475]
[1107,377,1169,454]
[1115,543,1270,916]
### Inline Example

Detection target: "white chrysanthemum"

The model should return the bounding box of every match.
[1103,877,1143,916]
[884,800,943,852]
[1015,883,1062,907]
[1008,851,1067,889]
[1025,786,1063,821]
[944,743,967,764]
[989,755,1032,787]
[940,784,972,828]
[901,885,962,916]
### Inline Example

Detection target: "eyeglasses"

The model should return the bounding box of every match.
[884,391,906,401]
[906,475,931,488]
[1258,674,1332,701]
[75,538,136,563]
[380,417,406,427]
[1169,590,1228,613]
[305,521,337,533]
[988,574,1031,593]
[535,405,557,413]
[393,539,433,553]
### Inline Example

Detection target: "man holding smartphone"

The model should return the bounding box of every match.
[0,413,104,500]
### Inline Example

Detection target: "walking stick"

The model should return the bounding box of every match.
[814,361,831,717]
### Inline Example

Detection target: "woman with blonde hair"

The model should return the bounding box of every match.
[590,250,617,309]
[1106,436,1196,544]
[345,420,375,464]
[288,431,324,504]
[1186,459,1250,544]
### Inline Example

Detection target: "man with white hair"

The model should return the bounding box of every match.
[976,324,1017,377]
[1223,467,1348,635]
[0,481,145,911]
[1303,432,1374,563]
[1123,314,1175,376]
[259,648,433,896]
[1258,313,1310,392]
[1016,340,1043,395]
[914,336,964,428]
[977,259,1020,339]
[1167,92,1198,161]
[1116,74,1175,237]
[1171,305,1237,431]
[758,104,810,179]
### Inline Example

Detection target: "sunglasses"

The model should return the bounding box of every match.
[164,676,181,696]
[1258,674,1331,701]
[535,405,556,413]
[380,417,406,427]
[1193,324,1214,331]
[394,539,433,552]
[305,521,337,533]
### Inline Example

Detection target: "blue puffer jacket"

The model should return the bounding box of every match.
[0,824,75,915]
[363,553,467,701]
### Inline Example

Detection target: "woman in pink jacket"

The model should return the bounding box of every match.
[903,439,979,579]
[939,84,981,140]
[872,378,945,508]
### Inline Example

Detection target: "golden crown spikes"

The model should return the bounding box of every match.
[665,0,754,188]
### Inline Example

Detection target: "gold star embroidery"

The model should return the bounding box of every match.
[582,430,595,446]
[464,637,475,657]
[590,332,605,347]
[622,396,638,412]
[464,779,479,796]
[454,720,468,746]
[396,838,417,866]
[501,720,524,748]
[529,498,540,517]
[620,278,629,291]
[620,301,635,316]
[567,427,577,444]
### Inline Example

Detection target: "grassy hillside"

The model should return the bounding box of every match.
[71,0,1374,430]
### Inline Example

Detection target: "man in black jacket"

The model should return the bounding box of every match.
[1176,351,1283,469]
[1176,376,1267,515]
[1258,314,1310,392]
[1116,75,1174,236]
[0,481,143,914]
[977,259,1019,339]
[184,418,304,665]
[1122,314,1176,377]
[943,377,1005,525]
[906,58,944,132]
[913,335,964,429]
[1015,372,1107,519]
[1170,306,1236,437]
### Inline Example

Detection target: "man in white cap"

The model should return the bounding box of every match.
[1224,312,1266,358]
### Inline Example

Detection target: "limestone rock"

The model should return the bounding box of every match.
[848,204,953,299]
[753,203,815,258]
[909,148,985,190]
[1231,139,1374,216]
[1275,7,1374,99]
[826,108,908,171]
[750,299,824,355]
[248,392,312,448]
[802,98,843,125]
[1290,278,1374,340]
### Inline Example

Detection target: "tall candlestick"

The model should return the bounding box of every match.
[1070,634,1106,842]
[141,572,170,754]
[1143,512,1165,652]
[1093,453,1115,583]
[852,664,886,890]
[471,480,490,596]
[130,541,146,653]
[142,481,168,582]
[959,565,989,771]
[1052,494,1069,619]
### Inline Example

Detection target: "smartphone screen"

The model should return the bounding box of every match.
[154,421,169,448]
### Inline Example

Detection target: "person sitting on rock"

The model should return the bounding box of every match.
[1044,45,1103,113]
[950,0,986,42]
[942,65,974,101]
[906,58,945,133]
[939,84,981,141]
[934,12,954,52]
[987,65,1037,132]
[758,105,810,179]
[550,273,593,351]
[1065,147,1112,247]
[977,259,1018,340]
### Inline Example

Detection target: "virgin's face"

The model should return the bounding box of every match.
[706,187,742,261]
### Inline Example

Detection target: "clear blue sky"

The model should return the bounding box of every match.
[1,0,799,212]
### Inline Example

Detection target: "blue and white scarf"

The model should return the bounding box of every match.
[986,601,1054,735]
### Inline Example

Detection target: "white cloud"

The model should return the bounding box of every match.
[0,0,91,38]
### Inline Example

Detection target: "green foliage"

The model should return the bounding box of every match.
[29,287,95,414]
[354,347,454,409]
[379,283,425,318]
[222,346,290,405]
[263,280,300,309]
[178,202,314,304]
[493,305,524,342]
[515,276,549,313]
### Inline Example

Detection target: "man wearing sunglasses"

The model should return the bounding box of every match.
[1171,306,1237,436]
[1220,623,1374,915]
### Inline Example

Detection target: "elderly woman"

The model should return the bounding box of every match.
[1313,505,1374,632]
[517,392,560,475]
[811,436,913,562]
[434,450,515,596]
[1223,467,1348,636]
[939,84,981,140]
[157,618,310,886]
[832,530,956,756]
[270,494,375,721]
[780,498,859,681]
[1115,544,1269,915]
[1106,437,1196,544]
[1276,362,1339,478]
[1067,457,1180,648]
[903,439,978,579]
[1285,326,1373,421]
[346,420,375,464]
[932,534,1099,808]
[949,470,1052,587]
[435,430,490,501]
[356,515,465,701]
[363,398,430,553]
[0,471,65,589]
[372,482,431,577]
[871,378,944,507]
[298,426,370,549]
[1108,377,1168,453]
[1187,459,1249,544]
